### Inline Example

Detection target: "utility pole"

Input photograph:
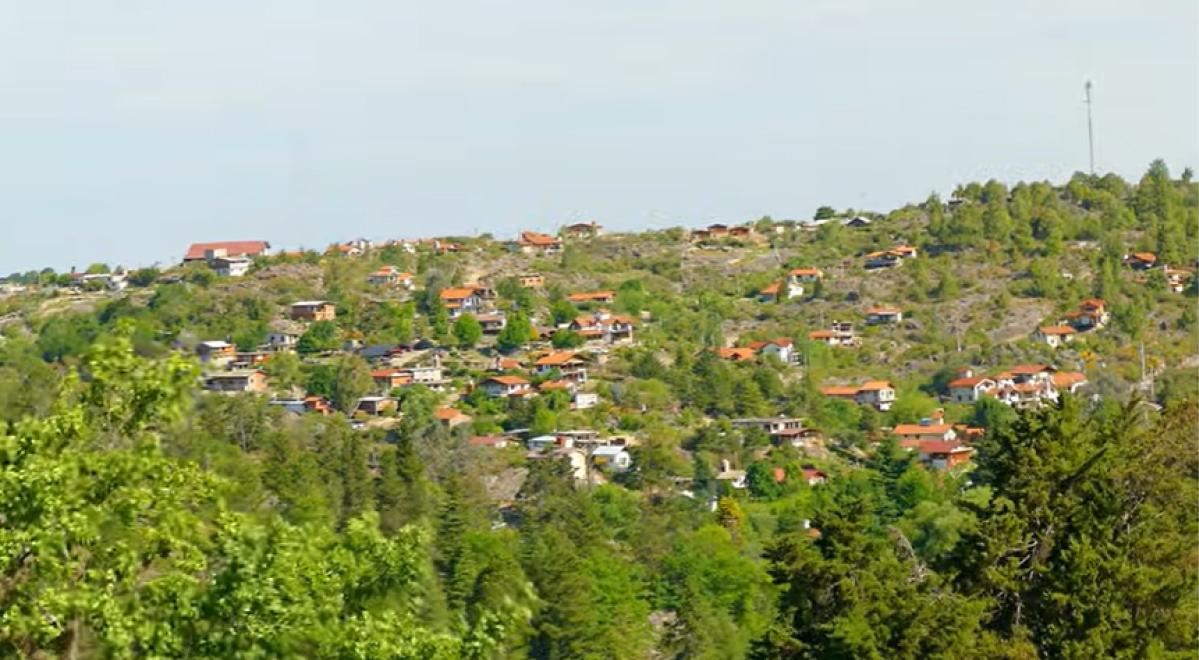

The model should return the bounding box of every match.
[1084,81,1095,176]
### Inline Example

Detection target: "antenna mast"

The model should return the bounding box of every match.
[1084,81,1095,175]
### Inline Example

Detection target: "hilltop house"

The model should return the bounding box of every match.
[368,266,413,288]
[183,241,270,263]
[439,287,484,318]
[434,407,472,428]
[266,319,304,351]
[476,313,507,334]
[947,374,998,403]
[900,440,975,470]
[866,306,903,325]
[515,231,563,254]
[211,256,252,278]
[481,375,532,398]
[534,352,588,382]
[204,370,269,394]
[591,445,632,471]
[808,321,858,347]
[1034,325,1076,348]
[564,221,602,239]
[714,347,756,362]
[567,290,616,305]
[731,417,805,436]
[821,380,896,411]
[746,338,796,364]
[290,301,336,322]
[759,280,803,302]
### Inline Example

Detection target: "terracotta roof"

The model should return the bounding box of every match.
[439,287,478,300]
[949,376,992,388]
[821,386,859,396]
[1078,298,1106,310]
[184,241,270,260]
[1038,326,1076,336]
[802,468,826,481]
[567,291,615,302]
[1129,252,1157,263]
[858,381,892,391]
[808,330,836,339]
[867,306,902,315]
[1052,372,1088,388]
[485,375,530,386]
[535,352,581,366]
[747,338,793,350]
[759,282,781,295]
[892,245,917,255]
[519,231,561,247]
[1009,364,1053,375]
[789,267,823,277]
[434,407,469,421]
[715,347,756,361]
[893,423,954,435]
[538,380,571,390]
[497,358,521,369]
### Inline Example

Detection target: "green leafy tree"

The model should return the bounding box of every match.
[297,320,341,354]
[453,313,483,348]
[497,311,534,352]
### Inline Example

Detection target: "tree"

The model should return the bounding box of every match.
[453,314,483,348]
[297,320,340,354]
[497,311,534,352]
[814,206,837,220]
[549,298,578,325]
[329,354,375,413]
[550,329,584,349]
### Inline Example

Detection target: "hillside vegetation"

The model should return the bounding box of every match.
[0,162,1196,658]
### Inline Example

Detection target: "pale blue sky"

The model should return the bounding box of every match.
[1,1,1196,273]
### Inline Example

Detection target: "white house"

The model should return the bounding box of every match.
[1034,326,1076,348]
[480,375,532,398]
[947,376,997,403]
[748,338,795,364]
[591,445,632,472]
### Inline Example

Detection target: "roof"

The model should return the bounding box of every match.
[867,306,902,315]
[485,375,530,386]
[1009,363,1054,375]
[759,282,781,295]
[715,347,756,361]
[789,267,823,277]
[949,376,993,388]
[439,287,478,300]
[291,300,331,307]
[747,338,793,350]
[535,352,581,366]
[1129,252,1157,263]
[1052,371,1088,388]
[184,241,270,260]
[567,290,615,302]
[892,245,917,255]
[1038,326,1076,336]
[808,330,836,339]
[893,423,955,436]
[198,340,232,348]
[469,435,507,446]
[901,440,973,455]
[538,380,572,390]
[858,381,892,391]
[434,407,469,421]
[821,386,860,396]
[1078,298,1106,309]
[519,231,561,246]
[592,445,627,457]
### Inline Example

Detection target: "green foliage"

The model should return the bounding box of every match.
[453,313,483,348]
[297,320,341,354]
[497,311,534,352]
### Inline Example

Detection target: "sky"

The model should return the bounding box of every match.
[1,0,1196,273]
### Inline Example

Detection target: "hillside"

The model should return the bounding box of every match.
[0,163,1196,657]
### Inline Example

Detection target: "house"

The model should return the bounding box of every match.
[266,319,304,351]
[772,427,824,450]
[372,369,413,391]
[893,421,958,443]
[304,395,333,415]
[841,215,872,228]
[714,347,756,362]
[204,370,269,394]
[1051,371,1088,394]
[434,407,472,428]
[788,267,824,283]
[900,440,975,470]
[746,338,795,364]
[518,273,545,288]
[69,271,128,291]
[864,245,918,269]
[731,417,805,436]
[516,231,563,254]
[356,396,398,416]
[492,356,522,371]
[1063,298,1109,331]
[212,256,252,277]
[808,321,857,347]
[1124,252,1158,270]
[368,266,414,288]
[526,434,565,451]
[480,375,532,398]
[231,352,269,369]
[866,306,903,325]
[326,242,364,258]
[821,380,896,411]
[947,376,997,403]
[290,301,336,322]
[591,445,632,472]
[569,310,635,344]
[564,221,602,239]
[1165,267,1194,292]
[183,241,271,263]
[573,392,599,410]
[567,290,616,305]
[714,459,747,489]
[439,287,483,318]
[470,435,511,449]
[759,280,803,302]
[196,340,236,364]
[269,399,308,415]
[801,467,828,486]
[1034,325,1076,348]
[728,225,754,239]
[534,352,588,382]
[476,313,507,334]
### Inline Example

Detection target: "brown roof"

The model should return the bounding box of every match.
[1039,326,1076,336]
[567,291,615,302]
[789,267,824,277]
[715,347,756,361]
[949,376,992,388]
[893,423,954,436]
[808,330,837,339]
[1009,364,1053,375]
[184,241,270,260]
[535,352,581,366]
[439,287,478,300]
[434,407,469,421]
[867,306,902,315]
[759,282,781,295]
[1052,371,1088,388]
[858,381,892,391]
[519,231,561,247]
[485,375,530,386]
[1129,252,1157,263]
[821,386,859,396]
